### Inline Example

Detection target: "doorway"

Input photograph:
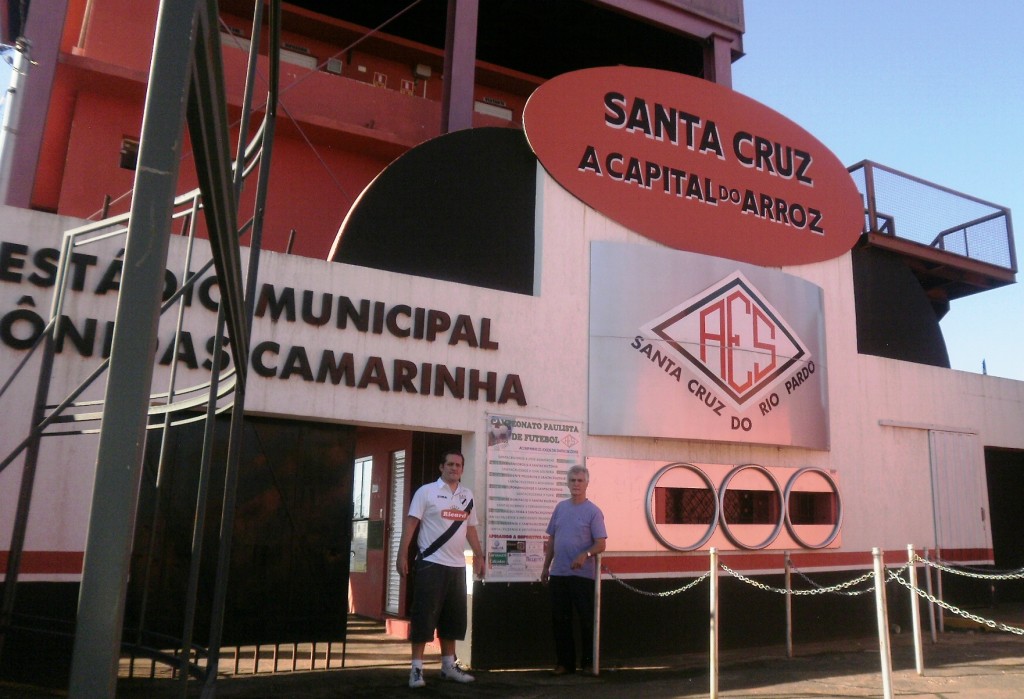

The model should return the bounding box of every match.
[348,429,462,621]
[985,447,1024,602]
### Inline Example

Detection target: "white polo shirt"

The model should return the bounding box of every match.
[409,478,478,568]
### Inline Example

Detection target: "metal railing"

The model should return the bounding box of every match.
[0,1,282,695]
[598,545,1024,699]
[849,160,1017,274]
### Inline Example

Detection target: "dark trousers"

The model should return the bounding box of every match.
[409,561,467,643]
[549,575,595,671]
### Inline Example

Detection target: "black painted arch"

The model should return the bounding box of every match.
[330,127,537,296]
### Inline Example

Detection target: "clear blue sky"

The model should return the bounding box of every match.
[734,1,1024,381]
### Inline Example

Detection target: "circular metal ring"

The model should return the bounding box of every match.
[783,467,844,549]
[645,462,719,552]
[717,463,784,550]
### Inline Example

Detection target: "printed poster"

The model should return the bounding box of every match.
[484,414,583,581]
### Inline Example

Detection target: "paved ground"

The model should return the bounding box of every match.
[109,630,1024,698]
[4,614,1023,697]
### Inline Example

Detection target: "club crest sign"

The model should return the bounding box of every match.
[589,242,829,449]
[641,271,808,412]
[524,66,863,267]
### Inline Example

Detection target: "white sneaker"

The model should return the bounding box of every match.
[409,666,426,688]
[440,664,475,683]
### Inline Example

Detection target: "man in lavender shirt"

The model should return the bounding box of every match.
[541,465,607,675]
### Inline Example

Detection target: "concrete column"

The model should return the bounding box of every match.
[704,33,734,88]
[441,0,479,133]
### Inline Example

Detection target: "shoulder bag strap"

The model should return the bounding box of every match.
[417,499,474,561]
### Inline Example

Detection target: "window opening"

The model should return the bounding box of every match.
[353,456,372,520]
[119,138,139,171]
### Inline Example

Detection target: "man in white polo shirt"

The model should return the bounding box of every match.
[397,450,485,688]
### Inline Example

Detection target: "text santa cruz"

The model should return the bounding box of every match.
[576,92,825,235]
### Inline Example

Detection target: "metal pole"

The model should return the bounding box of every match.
[709,547,719,699]
[784,552,793,659]
[134,203,198,689]
[0,331,54,662]
[926,430,945,637]
[0,37,30,201]
[177,308,228,695]
[864,162,878,234]
[907,545,924,675]
[202,0,279,690]
[592,553,602,676]
[934,549,945,633]
[200,376,247,697]
[872,548,894,699]
[923,548,937,643]
[68,2,200,696]
[0,138,74,663]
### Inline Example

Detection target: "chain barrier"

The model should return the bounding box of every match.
[914,554,1024,580]
[720,563,880,596]
[601,566,710,597]
[888,568,1024,636]
[936,560,1024,575]
[603,556,1024,638]
[954,562,1024,575]
[790,564,876,597]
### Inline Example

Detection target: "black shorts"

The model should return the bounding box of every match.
[409,560,467,643]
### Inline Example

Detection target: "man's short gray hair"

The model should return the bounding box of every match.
[566,465,590,482]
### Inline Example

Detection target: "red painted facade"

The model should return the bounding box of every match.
[38,0,538,258]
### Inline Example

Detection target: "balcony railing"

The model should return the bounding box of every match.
[849,160,1017,275]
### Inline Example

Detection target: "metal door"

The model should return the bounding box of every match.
[929,429,993,554]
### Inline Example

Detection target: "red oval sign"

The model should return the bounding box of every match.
[523,67,863,267]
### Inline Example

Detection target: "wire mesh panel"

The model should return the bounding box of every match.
[850,161,1015,272]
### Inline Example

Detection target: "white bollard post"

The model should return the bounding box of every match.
[923,548,937,643]
[907,545,923,675]
[710,547,719,699]
[935,551,945,633]
[784,552,793,659]
[873,547,894,699]
[593,553,601,676]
